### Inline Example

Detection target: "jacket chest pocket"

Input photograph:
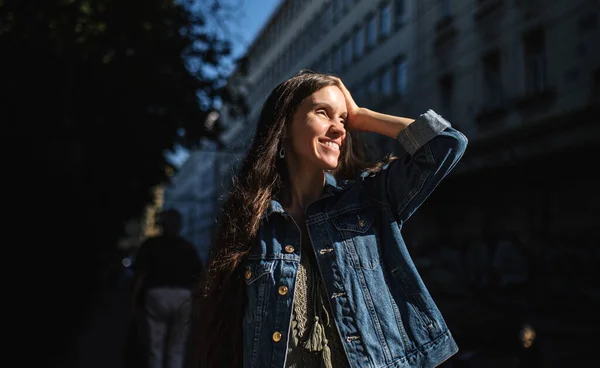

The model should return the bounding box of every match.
[244,260,276,325]
[332,211,381,269]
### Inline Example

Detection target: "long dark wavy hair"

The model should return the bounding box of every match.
[188,71,390,367]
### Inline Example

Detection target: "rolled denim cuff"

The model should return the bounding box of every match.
[396,109,451,155]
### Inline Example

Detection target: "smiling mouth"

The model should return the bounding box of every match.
[319,140,340,151]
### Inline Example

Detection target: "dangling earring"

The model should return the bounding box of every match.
[279,145,286,158]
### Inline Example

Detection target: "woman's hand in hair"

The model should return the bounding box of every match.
[333,76,415,139]
[331,77,366,131]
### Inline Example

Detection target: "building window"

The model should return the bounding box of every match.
[333,0,343,22]
[439,74,453,120]
[382,67,393,96]
[523,28,547,94]
[396,58,407,96]
[355,85,366,103]
[368,77,378,96]
[395,0,406,25]
[299,31,307,57]
[343,0,353,12]
[310,18,320,42]
[311,59,320,73]
[482,50,504,106]
[354,25,365,58]
[333,46,343,72]
[283,6,290,23]
[379,2,392,38]
[325,53,333,73]
[323,4,333,33]
[290,39,296,62]
[367,14,377,48]
[343,36,353,66]
[281,50,288,72]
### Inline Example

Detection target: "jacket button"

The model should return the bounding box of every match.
[284,245,295,253]
[272,331,283,342]
[278,286,289,295]
[244,269,252,280]
[359,219,366,228]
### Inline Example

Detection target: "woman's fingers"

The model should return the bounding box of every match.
[332,77,358,110]
[331,76,363,130]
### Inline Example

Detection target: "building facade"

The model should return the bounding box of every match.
[241,0,599,236]
[161,144,244,264]
[236,0,599,365]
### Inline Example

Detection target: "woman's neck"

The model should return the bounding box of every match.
[282,166,325,218]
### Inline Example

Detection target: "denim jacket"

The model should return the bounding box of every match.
[243,110,468,368]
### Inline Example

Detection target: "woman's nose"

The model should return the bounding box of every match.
[330,120,345,136]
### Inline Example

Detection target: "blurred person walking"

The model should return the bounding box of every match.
[189,70,468,368]
[131,208,204,368]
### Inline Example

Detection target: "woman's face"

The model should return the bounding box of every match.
[286,85,347,171]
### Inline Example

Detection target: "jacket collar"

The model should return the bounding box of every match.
[324,171,343,193]
[265,171,344,218]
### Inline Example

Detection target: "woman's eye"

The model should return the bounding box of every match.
[317,109,328,117]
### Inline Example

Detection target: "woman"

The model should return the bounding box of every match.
[189,70,468,368]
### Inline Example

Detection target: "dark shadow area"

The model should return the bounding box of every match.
[0,1,244,366]
[404,139,600,367]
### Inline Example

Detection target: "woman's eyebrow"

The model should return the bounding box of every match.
[312,101,334,109]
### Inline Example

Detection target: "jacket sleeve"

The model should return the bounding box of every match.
[368,109,468,225]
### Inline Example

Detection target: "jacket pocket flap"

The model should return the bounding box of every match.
[332,212,374,233]
[244,261,275,285]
